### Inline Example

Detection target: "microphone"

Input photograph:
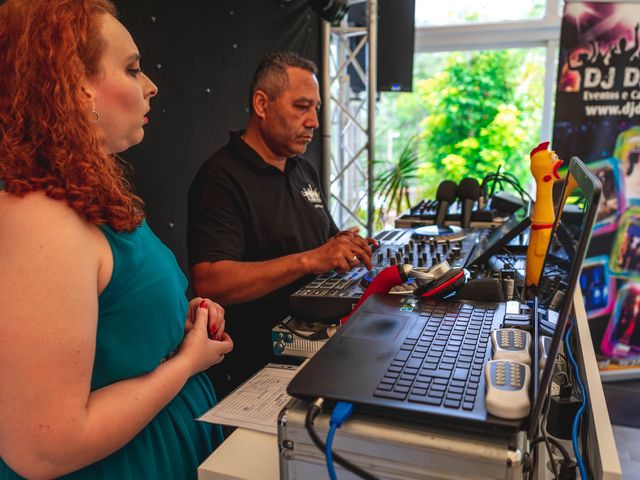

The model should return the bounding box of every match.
[434,180,457,226]
[456,177,481,229]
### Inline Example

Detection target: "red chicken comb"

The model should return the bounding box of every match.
[530,141,550,157]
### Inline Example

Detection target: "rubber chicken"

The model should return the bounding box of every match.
[525,141,564,287]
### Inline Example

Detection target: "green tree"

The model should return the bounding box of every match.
[416,49,543,186]
[373,48,544,228]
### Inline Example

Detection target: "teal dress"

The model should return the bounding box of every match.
[0,214,223,479]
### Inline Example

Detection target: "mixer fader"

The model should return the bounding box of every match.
[289,226,488,323]
[375,227,483,269]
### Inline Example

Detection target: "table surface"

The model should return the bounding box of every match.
[198,428,279,480]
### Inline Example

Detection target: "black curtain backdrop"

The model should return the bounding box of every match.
[112,0,322,277]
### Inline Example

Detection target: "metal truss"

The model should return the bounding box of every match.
[321,0,377,236]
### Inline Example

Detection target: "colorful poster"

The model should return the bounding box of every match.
[553,1,640,365]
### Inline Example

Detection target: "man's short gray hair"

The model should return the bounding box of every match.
[248,51,318,111]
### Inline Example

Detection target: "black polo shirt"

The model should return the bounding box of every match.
[188,130,337,271]
[187,130,338,396]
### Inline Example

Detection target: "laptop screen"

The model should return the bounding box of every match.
[527,157,602,439]
[464,206,531,268]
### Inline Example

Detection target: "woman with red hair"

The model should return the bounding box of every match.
[0,1,233,478]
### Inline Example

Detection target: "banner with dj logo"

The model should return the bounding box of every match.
[553,0,640,367]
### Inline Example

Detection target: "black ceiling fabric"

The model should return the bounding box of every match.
[110,0,322,277]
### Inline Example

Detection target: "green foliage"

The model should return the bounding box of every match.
[416,49,542,186]
[373,48,545,228]
[373,139,421,227]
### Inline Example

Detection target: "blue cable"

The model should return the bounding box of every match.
[564,323,588,480]
[325,401,354,480]
[325,424,338,480]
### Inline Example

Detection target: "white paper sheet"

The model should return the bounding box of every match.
[198,363,298,434]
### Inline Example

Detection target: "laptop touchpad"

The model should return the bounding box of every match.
[342,313,409,341]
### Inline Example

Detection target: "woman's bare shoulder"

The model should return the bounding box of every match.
[0,190,99,254]
[0,189,77,220]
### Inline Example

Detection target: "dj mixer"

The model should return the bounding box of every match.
[289,226,491,324]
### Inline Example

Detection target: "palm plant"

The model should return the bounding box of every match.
[374,138,421,226]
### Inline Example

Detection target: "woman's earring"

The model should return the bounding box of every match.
[91,110,100,123]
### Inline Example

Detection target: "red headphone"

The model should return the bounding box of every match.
[340,262,467,325]
[413,266,466,298]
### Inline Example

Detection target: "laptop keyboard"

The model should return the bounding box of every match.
[374,302,495,411]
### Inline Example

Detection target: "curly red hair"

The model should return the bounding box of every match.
[0,0,144,231]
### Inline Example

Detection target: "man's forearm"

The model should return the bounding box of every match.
[191,254,311,305]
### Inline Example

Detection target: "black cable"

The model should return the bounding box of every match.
[580,408,593,480]
[496,246,526,302]
[530,436,573,464]
[278,320,331,341]
[541,372,571,478]
[531,437,576,478]
[278,321,310,339]
[305,399,380,480]
[529,370,579,480]
[482,171,533,206]
[531,436,571,461]
[507,177,532,203]
[480,166,501,200]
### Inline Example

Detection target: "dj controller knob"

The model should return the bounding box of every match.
[389,257,397,266]
[395,252,402,263]
[377,252,384,264]
[408,252,414,262]
[404,244,411,253]
[432,258,438,267]
[404,255,410,265]
[436,253,442,263]
[359,270,377,289]
[418,258,424,267]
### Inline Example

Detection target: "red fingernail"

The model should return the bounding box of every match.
[199,300,207,309]
[209,325,217,339]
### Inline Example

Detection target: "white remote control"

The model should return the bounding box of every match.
[491,328,531,364]
[485,359,531,419]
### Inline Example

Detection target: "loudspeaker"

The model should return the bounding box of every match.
[347,3,367,93]
[377,0,415,92]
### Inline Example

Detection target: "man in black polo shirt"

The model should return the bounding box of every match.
[187,51,376,398]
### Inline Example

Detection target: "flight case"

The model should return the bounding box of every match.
[278,398,526,480]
